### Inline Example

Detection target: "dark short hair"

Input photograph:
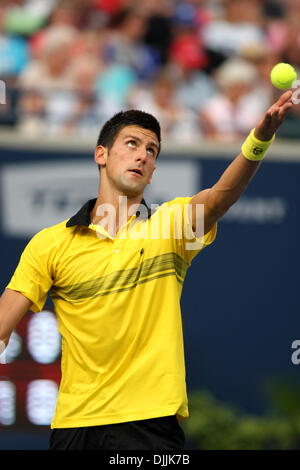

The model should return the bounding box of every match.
[96,110,161,169]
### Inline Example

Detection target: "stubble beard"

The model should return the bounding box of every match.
[117,172,146,198]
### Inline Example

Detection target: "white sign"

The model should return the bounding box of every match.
[222,196,287,224]
[1,160,200,237]
[1,161,98,237]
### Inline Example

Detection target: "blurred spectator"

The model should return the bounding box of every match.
[95,64,137,121]
[142,0,173,64]
[16,88,46,136]
[18,38,104,138]
[3,0,58,37]
[202,0,266,58]
[103,7,161,81]
[167,3,216,113]
[183,0,216,28]
[240,42,278,111]
[266,0,300,67]
[0,5,29,78]
[19,0,58,18]
[172,64,217,115]
[200,58,265,142]
[71,28,107,61]
[0,0,299,142]
[264,0,285,19]
[18,33,76,92]
[29,1,81,60]
[92,0,130,17]
[60,55,104,138]
[17,33,77,136]
[277,0,300,68]
[170,2,208,71]
[129,70,201,141]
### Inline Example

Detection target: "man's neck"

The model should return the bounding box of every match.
[90,192,144,237]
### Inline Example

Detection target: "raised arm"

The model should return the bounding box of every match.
[0,289,32,352]
[190,91,294,235]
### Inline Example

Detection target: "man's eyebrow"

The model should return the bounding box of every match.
[123,135,159,150]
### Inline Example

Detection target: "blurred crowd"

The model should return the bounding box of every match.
[0,0,300,143]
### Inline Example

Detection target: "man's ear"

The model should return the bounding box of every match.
[94,145,108,168]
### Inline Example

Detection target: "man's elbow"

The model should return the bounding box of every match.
[0,334,10,355]
[0,319,13,351]
[0,322,12,348]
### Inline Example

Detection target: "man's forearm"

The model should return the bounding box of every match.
[190,91,293,234]
[200,90,294,219]
[0,289,32,350]
[207,152,261,218]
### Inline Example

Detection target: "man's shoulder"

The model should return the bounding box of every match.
[29,218,71,247]
[157,197,193,210]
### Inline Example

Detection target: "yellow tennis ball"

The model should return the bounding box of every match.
[270,63,297,90]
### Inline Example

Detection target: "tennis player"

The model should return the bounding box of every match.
[0,90,293,450]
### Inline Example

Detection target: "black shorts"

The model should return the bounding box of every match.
[49,415,185,450]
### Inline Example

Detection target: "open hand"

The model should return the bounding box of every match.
[254,90,294,141]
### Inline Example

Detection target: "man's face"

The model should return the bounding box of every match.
[98,125,159,197]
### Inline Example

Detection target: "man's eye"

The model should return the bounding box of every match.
[127,141,136,148]
[147,148,155,156]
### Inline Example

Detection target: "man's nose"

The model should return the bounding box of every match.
[136,149,147,161]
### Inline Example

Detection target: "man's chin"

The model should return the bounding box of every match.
[119,180,147,197]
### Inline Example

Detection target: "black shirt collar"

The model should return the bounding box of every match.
[66,198,152,227]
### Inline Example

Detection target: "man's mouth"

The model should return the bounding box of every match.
[128,168,143,176]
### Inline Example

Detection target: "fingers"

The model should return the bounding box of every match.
[267,96,293,119]
[276,100,293,117]
[278,101,293,120]
[276,90,293,106]
[261,100,292,137]
[256,90,294,138]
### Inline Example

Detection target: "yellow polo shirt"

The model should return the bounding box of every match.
[6,197,217,428]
